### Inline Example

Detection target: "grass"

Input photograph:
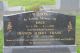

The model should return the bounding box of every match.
[77,47,80,53]
[76,16,80,53]
[76,16,80,46]
[6,0,56,11]
[0,30,3,53]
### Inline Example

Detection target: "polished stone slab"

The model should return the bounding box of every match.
[3,45,76,53]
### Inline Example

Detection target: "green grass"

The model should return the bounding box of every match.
[76,16,80,46]
[0,30,3,53]
[76,16,80,53]
[6,0,56,11]
[77,47,80,53]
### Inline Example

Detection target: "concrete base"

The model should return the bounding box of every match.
[3,45,76,53]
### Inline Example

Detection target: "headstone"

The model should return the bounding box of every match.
[56,0,80,10]
[3,1,8,11]
[3,11,76,53]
